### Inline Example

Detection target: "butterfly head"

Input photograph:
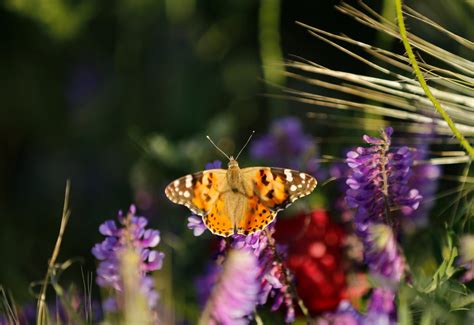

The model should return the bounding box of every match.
[228,156,239,169]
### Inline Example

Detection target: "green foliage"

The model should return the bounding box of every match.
[4,0,94,40]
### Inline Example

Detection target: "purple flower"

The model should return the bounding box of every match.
[250,116,320,176]
[401,130,441,230]
[92,205,164,311]
[187,215,207,236]
[195,263,223,307]
[201,250,260,324]
[196,224,296,323]
[459,235,474,283]
[345,128,419,283]
[206,160,222,170]
[314,300,363,325]
[365,288,396,325]
[364,224,405,285]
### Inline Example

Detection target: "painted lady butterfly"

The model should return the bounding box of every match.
[165,134,317,237]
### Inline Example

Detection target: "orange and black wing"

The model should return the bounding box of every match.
[236,167,317,235]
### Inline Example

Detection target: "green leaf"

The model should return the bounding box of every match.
[421,230,459,293]
[450,294,474,310]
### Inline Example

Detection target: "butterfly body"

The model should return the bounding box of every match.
[165,157,317,237]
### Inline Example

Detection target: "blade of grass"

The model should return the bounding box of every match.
[36,180,71,325]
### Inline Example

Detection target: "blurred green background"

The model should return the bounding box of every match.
[0,0,471,313]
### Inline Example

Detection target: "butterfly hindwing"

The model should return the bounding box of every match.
[165,169,227,216]
[203,193,234,236]
[236,195,277,235]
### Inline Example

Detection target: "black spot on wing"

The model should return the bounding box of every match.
[266,189,274,199]
[261,173,269,186]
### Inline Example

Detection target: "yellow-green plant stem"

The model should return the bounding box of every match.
[395,0,474,159]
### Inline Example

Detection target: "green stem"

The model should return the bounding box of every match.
[394,0,474,159]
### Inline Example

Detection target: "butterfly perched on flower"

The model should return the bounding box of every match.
[165,133,317,237]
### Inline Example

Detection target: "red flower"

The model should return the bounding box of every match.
[274,209,347,314]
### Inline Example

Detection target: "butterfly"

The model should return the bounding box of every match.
[165,134,317,237]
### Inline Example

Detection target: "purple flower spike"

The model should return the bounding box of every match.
[345,128,419,285]
[250,116,320,176]
[315,300,363,325]
[196,224,296,323]
[365,224,405,284]
[365,288,396,325]
[202,250,260,324]
[459,235,474,283]
[92,205,165,312]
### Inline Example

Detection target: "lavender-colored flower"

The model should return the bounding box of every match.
[364,224,405,285]
[346,127,422,230]
[314,300,363,325]
[92,205,164,311]
[401,131,441,230]
[195,224,296,323]
[345,128,419,284]
[459,235,474,283]
[250,116,320,176]
[206,160,222,170]
[195,263,223,307]
[231,225,296,322]
[201,249,260,325]
[187,215,207,236]
[365,288,396,325]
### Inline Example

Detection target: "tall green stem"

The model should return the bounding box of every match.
[395,0,474,159]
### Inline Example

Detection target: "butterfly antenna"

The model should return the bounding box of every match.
[235,130,255,160]
[206,135,231,160]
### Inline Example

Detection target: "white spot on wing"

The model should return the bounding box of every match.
[174,180,179,187]
[183,191,190,198]
[185,175,192,188]
[300,173,306,179]
[290,185,297,192]
[284,169,293,182]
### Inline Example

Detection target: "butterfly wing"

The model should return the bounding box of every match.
[203,192,235,236]
[165,169,228,216]
[236,167,317,235]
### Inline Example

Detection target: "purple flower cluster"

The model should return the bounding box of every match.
[92,205,164,311]
[346,127,422,230]
[250,116,320,176]
[315,300,363,325]
[202,250,260,324]
[194,224,296,323]
[403,131,441,230]
[365,288,396,324]
[364,224,404,285]
[459,235,474,283]
[230,226,296,323]
[314,289,396,325]
[345,128,421,283]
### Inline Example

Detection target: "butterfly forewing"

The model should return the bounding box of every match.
[242,167,317,211]
[235,167,317,235]
[165,169,228,216]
